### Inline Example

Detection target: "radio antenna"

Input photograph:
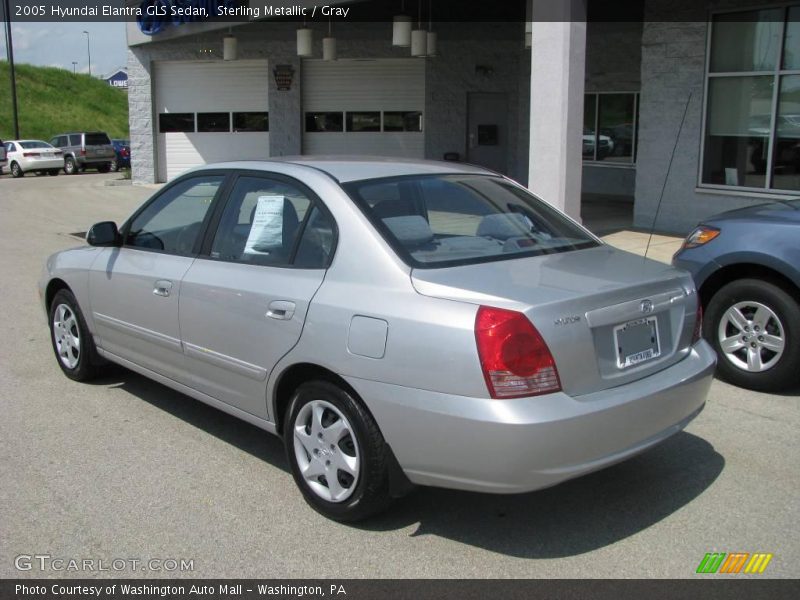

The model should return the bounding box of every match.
[643,91,693,260]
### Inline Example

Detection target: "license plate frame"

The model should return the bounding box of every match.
[614,316,661,369]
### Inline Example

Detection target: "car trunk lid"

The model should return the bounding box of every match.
[411,245,699,396]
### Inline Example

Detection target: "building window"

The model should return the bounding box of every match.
[702,5,800,192]
[346,112,381,132]
[582,93,638,164]
[233,112,269,132]
[305,112,344,132]
[383,111,423,132]
[197,112,231,133]
[159,113,195,133]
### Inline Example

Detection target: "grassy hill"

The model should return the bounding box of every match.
[0,62,129,141]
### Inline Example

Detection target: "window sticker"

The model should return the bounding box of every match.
[244,196,286,254]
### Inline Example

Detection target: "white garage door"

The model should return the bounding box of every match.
[154,60,269,182]
[302,59,425,158]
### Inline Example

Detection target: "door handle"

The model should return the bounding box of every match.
[153,280,173,297]
[266,300,296,320]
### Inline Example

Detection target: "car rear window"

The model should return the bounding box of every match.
[344,174,599,268]
[19,141,52,149]
[85,133,111,145]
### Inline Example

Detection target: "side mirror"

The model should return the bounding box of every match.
[86,221,121,247]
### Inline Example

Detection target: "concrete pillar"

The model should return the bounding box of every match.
[267,56,302,157]
[528,0,586,221]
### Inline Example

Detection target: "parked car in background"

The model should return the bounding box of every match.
[4,140,63,177]
[110,139,131,172]
[0,138,7,175]
[673,200,800,392]
[48,132,115,175]
[40,158,714,521]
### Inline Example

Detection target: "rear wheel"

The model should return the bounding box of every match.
[10,161,23,178]
[49,289,102,382]
[705,278,800,392]
[284,381,391,521]
[64,157,77,175]
[110,159,119,172]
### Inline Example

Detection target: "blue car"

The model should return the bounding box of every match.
[110,139,130,172]
[673,200,800,392]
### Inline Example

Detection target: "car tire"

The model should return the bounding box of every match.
[110,159,119,172]
[64,157,77,175]
[705,278,800,392]
[98,163,111,173]
[10,161,23,178]
[49,289,102,382]
[284,381,392,522]
[48,169,59,176]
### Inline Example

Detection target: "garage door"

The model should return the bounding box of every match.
[302,59,425,158]
[154,60,269,182]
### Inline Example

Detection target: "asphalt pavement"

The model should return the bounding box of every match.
[0,172,797,578]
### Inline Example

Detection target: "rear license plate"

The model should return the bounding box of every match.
[614,316,661,369]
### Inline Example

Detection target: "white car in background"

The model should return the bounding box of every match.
[0,138,6,175]
[4,140,64,178]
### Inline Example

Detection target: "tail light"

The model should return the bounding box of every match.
[692,301,703,345]
[122,148,130,157]
[475,306,561,399]
[22,152,40,157]
[80,148,86,156]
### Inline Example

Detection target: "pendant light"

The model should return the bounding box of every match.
[223,28,237,61]
[426,0,437,57]
[392,1,411,47]
[411,0,427,57]
[323,19,337,61]
[297,26,313,57]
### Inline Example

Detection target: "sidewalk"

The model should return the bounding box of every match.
[581,194,684,264]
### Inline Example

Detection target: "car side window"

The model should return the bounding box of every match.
[7,142,15,152]
[68,135,81,146]
[210,175,330,268]
[294,206,336,268]
[125,176,223,255]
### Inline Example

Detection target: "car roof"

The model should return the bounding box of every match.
[191,156,495,183]
[6,139,51,144]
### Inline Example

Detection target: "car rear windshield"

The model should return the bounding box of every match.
[344,174,599,268]
[19,141,52,149]
[85,133,111,145]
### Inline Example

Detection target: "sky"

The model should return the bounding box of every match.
[0,21,128,77]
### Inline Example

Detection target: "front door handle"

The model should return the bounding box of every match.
[266,300,296,320]
[153,280,173,297]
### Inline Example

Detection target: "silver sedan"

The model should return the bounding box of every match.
[39,158,715,521]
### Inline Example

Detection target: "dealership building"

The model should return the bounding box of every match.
[126,0,800,233]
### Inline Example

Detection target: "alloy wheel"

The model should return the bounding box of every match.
[717,301,785,372]
[292,399,360,503]
[52,303,81,369]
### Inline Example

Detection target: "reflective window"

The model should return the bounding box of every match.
[702,5,800,191]
[159,113,195,133]
[305,112,344,132]
[583,93,638,164]
[383,111,423,132]
[346,112,381,132]
[125,176,222,255]
[197,113,230,133]
[233,112,269,132]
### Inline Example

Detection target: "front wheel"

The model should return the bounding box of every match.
[10,161,23,177]
[49,289,102,381]
[284,381,392,521]
[705,278,800,392]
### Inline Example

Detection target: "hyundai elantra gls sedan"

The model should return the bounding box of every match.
[5,140,64,177]
[39,157,715,521]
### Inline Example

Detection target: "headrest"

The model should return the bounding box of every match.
[383,215,434,245]
[476,213,532,240]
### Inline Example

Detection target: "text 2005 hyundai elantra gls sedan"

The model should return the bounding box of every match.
[39,157,715,521]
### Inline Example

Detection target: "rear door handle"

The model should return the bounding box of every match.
[266,300,296,320]
[153,280,173,297]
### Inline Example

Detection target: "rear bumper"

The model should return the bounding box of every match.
[346,340,716,493]
[21,158,64,171]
